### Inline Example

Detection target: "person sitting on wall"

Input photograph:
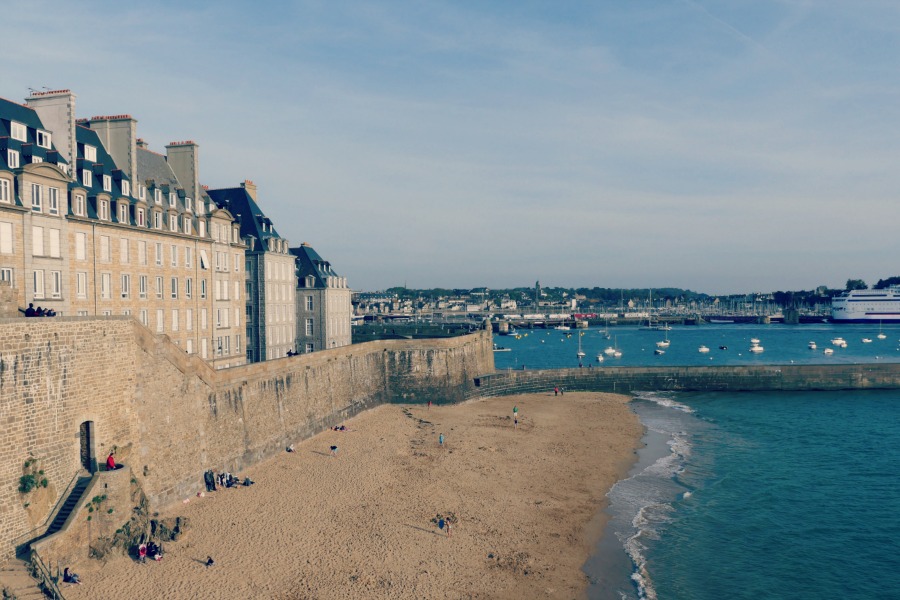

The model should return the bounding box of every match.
[106,451,120,470]
[35,306,44,317]
[62,567,81,584]
[25,303,36,317]
[45,308,56,317]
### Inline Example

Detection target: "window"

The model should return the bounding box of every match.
[47,188,59,215]
[73,194,85,216]
[155,243,162,266]
[76,272,87,298]
[0,179,9,203]
[49,228,60,257]
[100,235,110,261]
[201,308,208,330]
[36,130,52,149]
[31,183,42,212]
[199,220,206,238]
[122,180,130,197]
[200,279,207,299]
[306,296,313,311]
[154,211,161,230]
[199,250,209,270]
[171,309,179,332]
[156,309,164,333]
[236,335,242,353]
[7,150,19,169]
[120,238,129,263]
[139,185,146,200]
[202,338,208,359]
[234,281,240,301]
[186,309,193,331]
[98,199,109,221]
[118,203,128,224]
[234,307,240,327]
[140,309,148,327]
[103,175,112,193]
[170,245,177,267]
[196,200,204,216]
[154,189,162,205]
[169,213,177,232]
[183,216,192,235]
[32,226,44,255]
[185,197,192,212]
[215,280,221,301]
[75,232,86,260]
[186,339,194,354]
[100,273,111,299]
[1,267,14,286]
[169,192,177,207]
[84,144,97,162]
[139,241,147,265]
[305,343,314,354]
[136,208,145,227]
[33,270,45,299]
[306,318,314,336]
[82,170,92,187]
[31,156,43,164]
[139,275,147,299]
[171,277,178,299]
[156,276,163,299]
[185,278,193,299]
[121,274,131,298]
[185,247,192,268]
[10,121,26,142]
[0,222,12,253]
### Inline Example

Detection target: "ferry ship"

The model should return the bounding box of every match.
[831,286,900,322]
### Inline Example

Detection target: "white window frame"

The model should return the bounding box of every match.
[98,199,109,221]
[0,222,13,254]
[76,272,87,298]
[0,179,10,203]
[31,183,42,212]
[82,170,92,188]
[156,276,163,299]
[10,121,26,142]
[121,274,131,298]
[103,175,112,193]
[122,180,130,196]
[32,226,44,256]
[84,144,97,162]
[169,192,177,207]
[118,203,128,224]
[171,277,178,299]
[155,243,162,266]
[73,194,85,216]
[100,273,111,300]
[36,130,51,149]
[48,187,59,215]
[7,150,19,169]
[33,270,45,299]
[139,275,148,299]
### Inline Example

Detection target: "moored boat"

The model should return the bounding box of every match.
[698,345,710,353]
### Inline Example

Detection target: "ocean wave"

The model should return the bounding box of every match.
[632,390,695,413]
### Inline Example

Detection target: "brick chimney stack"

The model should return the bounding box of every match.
[84,114,139,184]
[25,89,77,166]
[166,140,200,204]
[240,179,257,201]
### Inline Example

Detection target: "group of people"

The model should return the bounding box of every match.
[138,540,163,562]
[203,469,253,491]
[24,303,57,317]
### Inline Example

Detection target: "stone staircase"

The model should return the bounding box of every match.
[0,557,48,600]
[35,476,92,542]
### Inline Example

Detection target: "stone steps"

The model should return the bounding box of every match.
[0,558,48,599]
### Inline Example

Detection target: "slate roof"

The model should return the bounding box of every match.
[0,96,68,170]
[290,243,341,288]
[206,186,284,246]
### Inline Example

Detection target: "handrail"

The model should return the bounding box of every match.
[30,549,66,600]
[10,471,84,554]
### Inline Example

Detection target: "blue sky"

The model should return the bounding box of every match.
[5,1,900,293]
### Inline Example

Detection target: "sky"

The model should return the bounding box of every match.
[5,0,900,294]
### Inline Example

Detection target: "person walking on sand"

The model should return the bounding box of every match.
[514,417,518,430]
[554,386,559,396]
[330,445,339,457]
[427,400,432,410]
[513,405,518,420]
[205,556,215,568]
[439,433,444,448]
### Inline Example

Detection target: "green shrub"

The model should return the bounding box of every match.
[19,475,36,494]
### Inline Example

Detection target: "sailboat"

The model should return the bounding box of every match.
[878,321,887,340]
[601,319,611,340]
[612,336,622,358]
[576,332,586,362]
[656,328,670,349]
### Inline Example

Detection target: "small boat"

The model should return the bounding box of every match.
[719,345,728,350]
[750,338,760,345]
[862,338,872,343]
[656,328,670,349]
[604,346,617,356]
[596,354,604,363]
[831,337,846,346]
[613,350,622,358]
[555,325,570,331]
[492,344,511,352]
[824,348,834,355]
[808,341,817,350]
[576,335,586,360]
[749,345,764,353]
[878,321,887,340]
[654,348,665,355]
[698,345,710,353]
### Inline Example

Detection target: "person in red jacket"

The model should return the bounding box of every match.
[106,451,118,470]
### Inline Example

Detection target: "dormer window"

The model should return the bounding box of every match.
[36,130,51,149]
[31,156,43,164]
[84,144,97,162]
[57,163,69,175]
[154,211,162,230]
[103,174,112,192]
[139,185,146,200]
[98,199,110,221]
[82,169,92,187]
[306,276,315,288]
[169,214,177,232]
[73,194,85,216]
[118,203,129,224]
[10,121,26,142]
[185,197,192,212]
[7,150,19,169]
[122,180,130,196]
[196,201,204,216]
[154,189,162,205]
[169,192,176,207]
[183,216,192,235]
[136,207,145,227]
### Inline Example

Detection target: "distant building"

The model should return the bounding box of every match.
[290,242,351,353]
[207,182,295,362]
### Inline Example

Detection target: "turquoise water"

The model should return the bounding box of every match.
[490,325,900,599]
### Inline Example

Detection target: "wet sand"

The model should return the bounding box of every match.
[64,392,642,600]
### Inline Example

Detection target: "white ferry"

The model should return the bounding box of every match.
[832,286,900,322]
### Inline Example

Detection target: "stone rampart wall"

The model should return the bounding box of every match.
[0,317,494,561]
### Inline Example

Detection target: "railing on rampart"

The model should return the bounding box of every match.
[30,549,65,600]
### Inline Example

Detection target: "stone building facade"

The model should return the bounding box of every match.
[291,242,352,353]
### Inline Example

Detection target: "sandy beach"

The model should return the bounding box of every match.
[64,392,642,600]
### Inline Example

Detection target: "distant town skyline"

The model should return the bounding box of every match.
[6,1,900,294]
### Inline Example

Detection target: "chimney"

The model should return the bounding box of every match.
[85,114,139,184]
[166,140,200,204]
[240,179,257,201]
[25,89,77,166]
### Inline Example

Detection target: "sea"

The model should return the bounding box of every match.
[493,323,900,600]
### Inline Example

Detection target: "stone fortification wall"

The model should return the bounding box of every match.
[0,317,494,561]
[470,363,900,397]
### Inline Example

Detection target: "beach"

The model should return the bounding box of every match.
[64,392,642,600]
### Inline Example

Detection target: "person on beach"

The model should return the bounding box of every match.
[286,444,295,452]
[205,556,215,568]
[63,567,81,584]
[514,417,518,430]
[427,400,432,410]
[439,433,444,448]
[446,520,452,537]
[554,387,559,396]
[513,406,518,420]
[330,445,339,457]
[138,543,147,563]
